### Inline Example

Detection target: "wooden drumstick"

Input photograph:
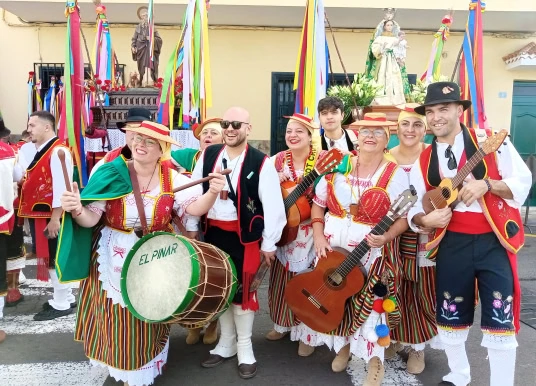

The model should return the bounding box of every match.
[173,169,232,193]
[57,149,72,193]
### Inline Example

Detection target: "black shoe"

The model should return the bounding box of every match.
[33,307,73,321]
[238,363,257,379]
[201,354,235,368]
[42,301,77,310]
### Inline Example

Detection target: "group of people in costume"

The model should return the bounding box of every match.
[0,81,531,386]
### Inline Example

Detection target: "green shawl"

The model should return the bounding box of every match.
[170,148,200,173]
[55,156,133,283]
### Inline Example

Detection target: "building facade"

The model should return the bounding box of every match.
[0,0,535,155]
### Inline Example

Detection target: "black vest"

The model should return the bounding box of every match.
[202,144,267,244]
[321,129,356,151]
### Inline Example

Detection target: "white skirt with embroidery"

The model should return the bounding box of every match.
[290,213,387,363]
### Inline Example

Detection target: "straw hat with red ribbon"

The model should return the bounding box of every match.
[192,117,222,140]
[349,112,397,140]
[126,121,179,158]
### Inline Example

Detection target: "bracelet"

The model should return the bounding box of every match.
[311,217,325,225]
[74,208,83,217]
[484,178,492,192]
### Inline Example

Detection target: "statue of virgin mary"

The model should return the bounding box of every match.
[365,9,410,105]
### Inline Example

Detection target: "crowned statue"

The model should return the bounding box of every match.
[131,6,163,87]
[365,8,410,105]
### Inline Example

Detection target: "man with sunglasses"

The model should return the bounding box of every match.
[407,82,531,386]
[193,107,285,379]
[317,96,358,153]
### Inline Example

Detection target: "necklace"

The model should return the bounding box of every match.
[286,147,314,182]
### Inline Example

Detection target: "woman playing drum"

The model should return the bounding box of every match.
[266,113,323,357]
[292,113,408,385]
[60,121,225,386]
[387,104,441,374]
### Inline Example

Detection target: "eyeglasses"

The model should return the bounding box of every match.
[445,145,457,170]
[359,129,386,138]
[220,120,249,130]
[133,134,158,148]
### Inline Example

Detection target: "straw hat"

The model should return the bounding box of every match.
[395,103,427,127]
[117,107,153,132]
[283,113,320,134]
[127,121,179,146]
[350,112,397,128]
[193,117,222,140]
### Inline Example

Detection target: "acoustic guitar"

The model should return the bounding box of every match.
[284,187,417,333]
[277,148,343,246]
[422,129,508,214]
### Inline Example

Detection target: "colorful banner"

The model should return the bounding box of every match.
[157,0,212,129]
[421,13,453,84]
[293,0,328,118]
[59,0,88,186]
[459,0,488,129]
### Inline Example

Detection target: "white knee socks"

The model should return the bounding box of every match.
[438,328,471,386]
[210,307,237,358]
[48,269,74,311]
[233,305,256,365]
[482,332,518,386]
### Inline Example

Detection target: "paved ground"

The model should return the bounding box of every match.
[1,214,536,386]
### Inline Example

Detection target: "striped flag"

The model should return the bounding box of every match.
[459,0,488,129]
[147,0,155,69]
[421,12,453,84]
[59,0,88,186]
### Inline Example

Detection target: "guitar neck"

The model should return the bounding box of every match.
[335,215,395,278]
[451,148,486,188]
[283,170,319,212]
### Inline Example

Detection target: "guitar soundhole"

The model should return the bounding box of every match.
[441,188,451,200]
[326,270,343,288]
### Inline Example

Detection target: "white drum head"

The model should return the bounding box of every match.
[123,233,195,322]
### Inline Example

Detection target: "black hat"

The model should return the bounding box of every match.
[414,82,472,115]
[117,108,153,132]
[0,118,10,138]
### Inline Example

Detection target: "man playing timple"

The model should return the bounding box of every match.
[408,82,531,386]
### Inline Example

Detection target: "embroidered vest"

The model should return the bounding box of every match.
[274,149,324,200]
[419,127,524,254]
[18,139,69,218]
[103,165,175,233]
[202,144,267,244]
[325,161,398,225]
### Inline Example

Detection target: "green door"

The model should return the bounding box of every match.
[510,81,536,205]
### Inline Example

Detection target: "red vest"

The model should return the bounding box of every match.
[103,164,175,233]
[0,143,15,234]
[325,161,398,225]
[18,139,70,218]
[419,129,524,254]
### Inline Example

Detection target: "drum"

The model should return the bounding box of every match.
[121,232,237,326]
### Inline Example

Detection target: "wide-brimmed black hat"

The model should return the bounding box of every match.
[117,107,153,132]
[414,82,472,115]
[0,118,10,138]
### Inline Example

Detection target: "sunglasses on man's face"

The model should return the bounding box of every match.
[220,120,249,130]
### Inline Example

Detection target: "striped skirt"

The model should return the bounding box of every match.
[268,259,301,329]
[75,247,170,371]
[390,266,437,346]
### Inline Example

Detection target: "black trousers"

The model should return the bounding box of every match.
[205,226,245,304]
[436,231,515,333]
[0,217,24,294]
